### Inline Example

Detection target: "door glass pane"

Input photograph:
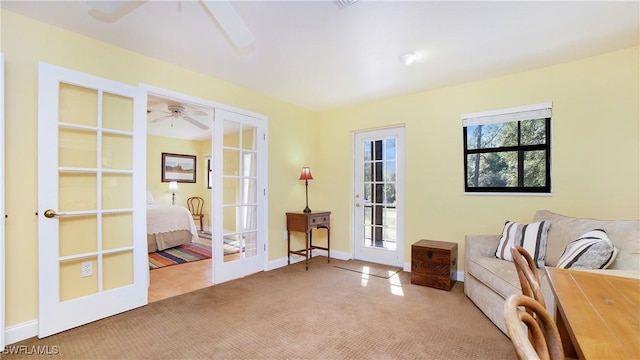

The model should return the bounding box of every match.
[243,231,257,257]
[102,213,132,250]
[59,128,97,168]
[59,83,97,127]
[223,148,240,176]
[241,126,256,150]
[102,92,133,132]
[59,215,97,257]
[223,120,240,147]
[59,173,97,211]
[223,178,239,205]
[102,174,132,209]
[60,257,98,301]
[102,133,132,170]
[103,251,133,290]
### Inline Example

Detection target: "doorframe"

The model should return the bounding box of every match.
[139,84,269,283]
[0,52,5,349]
[352,126,406,267]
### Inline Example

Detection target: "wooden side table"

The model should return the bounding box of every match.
[411,239,458,290]
[286,211,331,270]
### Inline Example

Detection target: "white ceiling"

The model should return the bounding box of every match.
[2,0,639,114]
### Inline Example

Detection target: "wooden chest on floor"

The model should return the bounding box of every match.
[411,239,458,291]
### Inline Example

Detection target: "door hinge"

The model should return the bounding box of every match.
[263,133,266,140]
[264,244,266,251]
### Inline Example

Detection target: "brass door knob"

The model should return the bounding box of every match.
[44,209,58,218]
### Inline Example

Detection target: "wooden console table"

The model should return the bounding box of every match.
[286,211,331,270]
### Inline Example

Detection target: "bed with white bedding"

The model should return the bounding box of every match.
[146,193,198,252]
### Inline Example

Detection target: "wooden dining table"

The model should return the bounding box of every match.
[546,267,640,359]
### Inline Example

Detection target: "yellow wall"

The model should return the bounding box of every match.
[316,47,639,263]
[2,9,639,330]
[2,10,319,326]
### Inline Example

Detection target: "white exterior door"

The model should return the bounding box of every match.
[353,127,405,267]
[0,53,5,349]
[212,109,267,284]
[37,63,148,337]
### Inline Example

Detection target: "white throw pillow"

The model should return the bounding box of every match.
[495,220,550,268]
[557,229,617,270]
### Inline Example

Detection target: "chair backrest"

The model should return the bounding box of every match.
[504,294,564,360]
[511,245,545,307]
[187,197,204,215]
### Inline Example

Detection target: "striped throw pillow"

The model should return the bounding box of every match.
[495,220,550,268]
[557,229,617,269]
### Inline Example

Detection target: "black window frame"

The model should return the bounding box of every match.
[463,117,551,193]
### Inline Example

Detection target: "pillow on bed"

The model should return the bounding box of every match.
[146,191,157,205]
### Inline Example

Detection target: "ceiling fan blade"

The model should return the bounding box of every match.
[150,115,172,123]
[185,110,209,117]
[87,0,147,23]
[183,115,210,130]
[200,0,255,49]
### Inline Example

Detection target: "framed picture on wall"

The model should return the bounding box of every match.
[162,153,196,183]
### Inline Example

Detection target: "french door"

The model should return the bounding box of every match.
[0,53,5,349]
[37,63,148,337]
[353,127,405,267]
[212,109,266,284]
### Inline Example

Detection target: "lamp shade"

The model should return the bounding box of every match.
[299,167,313,181]
[168,181,179,192]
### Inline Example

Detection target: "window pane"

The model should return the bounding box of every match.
[466,123,518,150]
[466,152,517,187]
[384,139,396,159]
[384,184,396,205]
[384,160,396,182]
[523,150,547,187]
[364,141,372,161]
[521,118,547,145]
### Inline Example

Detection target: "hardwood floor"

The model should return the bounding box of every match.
[148,259,213,302]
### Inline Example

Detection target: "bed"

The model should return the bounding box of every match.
[146,192,199,252]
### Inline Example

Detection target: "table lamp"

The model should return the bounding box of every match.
[299,167,313,213]
[168,181,179,205]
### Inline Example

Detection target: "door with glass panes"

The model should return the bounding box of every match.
[354,127,405,267]
[212,109,266,284]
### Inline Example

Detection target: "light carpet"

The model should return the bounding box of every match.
[5,257,515,359]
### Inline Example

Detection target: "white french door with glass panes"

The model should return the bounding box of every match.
[212,109,266,284]
[0,53,5,349]
[354,127,405,267]
[37,63,148,337]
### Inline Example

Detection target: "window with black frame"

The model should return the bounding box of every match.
[462,103,552,193]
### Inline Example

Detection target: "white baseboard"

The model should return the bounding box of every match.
[5,320,37,345]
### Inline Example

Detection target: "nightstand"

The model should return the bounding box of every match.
[286,211,331,270]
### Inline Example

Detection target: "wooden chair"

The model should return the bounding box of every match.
[511,245,545,307]
[504,294,564,360]
[187,196,205,232]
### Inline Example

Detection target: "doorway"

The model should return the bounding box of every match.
[145,92,214,302]
[353,127,406,267]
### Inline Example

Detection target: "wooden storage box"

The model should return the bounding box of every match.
[411,239,458,291]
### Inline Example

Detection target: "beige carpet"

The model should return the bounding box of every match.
[4,257,515,359]
[334,259,401,278]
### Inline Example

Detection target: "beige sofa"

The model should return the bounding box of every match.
[464,210,640,336]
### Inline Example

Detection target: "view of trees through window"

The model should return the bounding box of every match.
[464,117,550,192]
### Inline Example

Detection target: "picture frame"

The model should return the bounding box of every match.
[162,153,196,183]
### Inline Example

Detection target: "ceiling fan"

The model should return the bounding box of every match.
[148,104,210,130]
[85,0,255,49]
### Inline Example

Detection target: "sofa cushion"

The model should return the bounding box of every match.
[495,220,550,268]
[467,256,522,300]
[534,210,640,270]
[557,229,617,269]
